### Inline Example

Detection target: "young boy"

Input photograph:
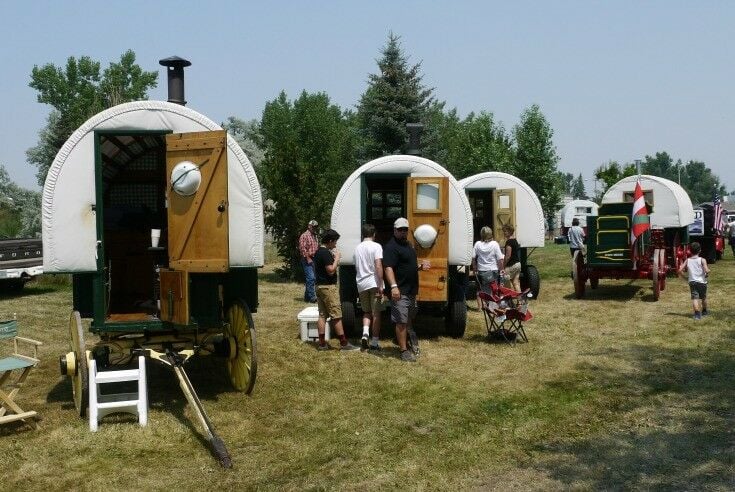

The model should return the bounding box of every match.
[677,241,711,320]
[313,229,359,350]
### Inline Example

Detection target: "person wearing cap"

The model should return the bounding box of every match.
[313,229,359,351]
[298,219,319,303]
[383,217,430,362]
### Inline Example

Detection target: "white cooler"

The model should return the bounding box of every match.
[297,306,330,342]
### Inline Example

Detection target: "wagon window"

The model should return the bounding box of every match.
[623,190,654,205]
[415,183,441,212]
[368,190,404,221]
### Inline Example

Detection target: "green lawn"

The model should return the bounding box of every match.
[1,242,733,490]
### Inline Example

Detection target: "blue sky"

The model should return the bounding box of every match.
[1,1,733,193]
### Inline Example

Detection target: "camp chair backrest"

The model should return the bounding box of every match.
[0,320,18,340]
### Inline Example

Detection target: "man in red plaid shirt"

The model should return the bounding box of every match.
[299,219,319,302]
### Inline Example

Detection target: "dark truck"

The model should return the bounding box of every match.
[0,238,43,291]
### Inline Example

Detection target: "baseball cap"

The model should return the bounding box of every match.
[394,217,409,229]
[308,219,318,226]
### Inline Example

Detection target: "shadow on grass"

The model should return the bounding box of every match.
[260,271,295,284]
[0,286,60,298]
[562,284,642,302]
[532,329,735,489]
[45,354,245,463]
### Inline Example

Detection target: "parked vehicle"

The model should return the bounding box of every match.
[459,171,544,299]
[0,238,43,291]
[330,154,474,338]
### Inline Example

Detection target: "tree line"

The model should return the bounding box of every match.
[7,35,728,274]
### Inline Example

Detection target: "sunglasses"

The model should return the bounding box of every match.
[396,227,409,231]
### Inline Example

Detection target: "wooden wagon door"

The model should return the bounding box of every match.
[493,188,516,236]
[166,130,229,272]
[407,177,449,302]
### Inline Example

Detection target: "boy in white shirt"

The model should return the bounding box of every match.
[354,224,385,350]
[677,241,711,320]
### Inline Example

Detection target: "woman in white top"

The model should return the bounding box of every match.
[677,241,710,320]
[472,226,505,307]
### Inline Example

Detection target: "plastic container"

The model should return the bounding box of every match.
[297,306,329,342]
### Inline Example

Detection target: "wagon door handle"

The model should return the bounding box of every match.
[217,201,227,213]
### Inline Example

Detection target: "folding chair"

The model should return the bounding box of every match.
[0,318,42,427]
[479,284,533,345]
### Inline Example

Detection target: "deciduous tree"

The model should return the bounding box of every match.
[27,50,157,185]
[512,104,561,216]
[258,91,357,278]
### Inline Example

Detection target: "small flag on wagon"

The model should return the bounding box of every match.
[630,180,650,258]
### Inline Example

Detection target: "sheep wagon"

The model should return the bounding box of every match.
[459,172,544,299]
[559,199,599,236]
[43,58,264,465]
[330,155,474,337]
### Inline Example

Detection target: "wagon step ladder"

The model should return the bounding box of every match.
[88,355,148,431]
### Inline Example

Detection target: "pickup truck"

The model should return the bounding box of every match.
[0,238,43,291]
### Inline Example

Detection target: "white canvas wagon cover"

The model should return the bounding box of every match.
[601,174,694,228]
[559,199,599,228]
[42,101,264,272]
[459,172,545,247]
[331,155,473,266]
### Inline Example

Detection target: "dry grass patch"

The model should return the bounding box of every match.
[1,243,734,490]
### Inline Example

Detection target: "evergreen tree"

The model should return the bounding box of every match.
[27,50,157,185]
[570,173,587,199]
[258,91,357,278]
[512,104,561,216]
[356,33,434,159]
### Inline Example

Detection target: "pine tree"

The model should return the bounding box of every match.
[356,33,434,158]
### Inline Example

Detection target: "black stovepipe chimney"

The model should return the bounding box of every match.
[406,123,424,156]
[159,56,192,106]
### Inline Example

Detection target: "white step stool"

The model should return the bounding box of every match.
[88,355,148,431]
[297,306,330,342]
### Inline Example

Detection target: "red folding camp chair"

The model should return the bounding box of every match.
[479,283,532,345]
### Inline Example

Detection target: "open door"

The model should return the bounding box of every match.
[407,177,449,302]
[166,130,229,272]
[493,188,516,236]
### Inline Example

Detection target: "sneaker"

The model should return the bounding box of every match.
[693,313,702,320]
[340,342,360,351]
[317,343,331,351]
[702,310,709,316]
[369,343,381,351]
[400,350,416,362]
[361,336,369,351]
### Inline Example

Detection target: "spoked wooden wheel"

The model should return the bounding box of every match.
[224,299,258,394]
[658,248,667,292]
[572,250,586,299]
[69,311,88,417]
[652,248,662,301]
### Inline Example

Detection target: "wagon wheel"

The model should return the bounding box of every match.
[69,311,89,417]
[658,248,667,292]
[652,248,662,301]
[224,299,258,394]
[572,250,585,299]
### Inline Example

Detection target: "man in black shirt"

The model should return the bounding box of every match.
[383,217,430,362]
[313,229,358,351]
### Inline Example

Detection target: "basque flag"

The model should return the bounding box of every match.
[631,180,650,247]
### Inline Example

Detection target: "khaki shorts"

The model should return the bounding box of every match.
[316,285,342,319]
[506,262,522,281]
[358,287,387,314]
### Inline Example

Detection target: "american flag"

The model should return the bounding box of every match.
[713,190,725,234]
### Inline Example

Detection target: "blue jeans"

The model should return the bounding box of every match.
[476,270,499,294]
[301,257,316,302]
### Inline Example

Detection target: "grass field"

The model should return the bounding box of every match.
[1,242,734,490]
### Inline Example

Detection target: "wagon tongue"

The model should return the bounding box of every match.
[164,349,233,468]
